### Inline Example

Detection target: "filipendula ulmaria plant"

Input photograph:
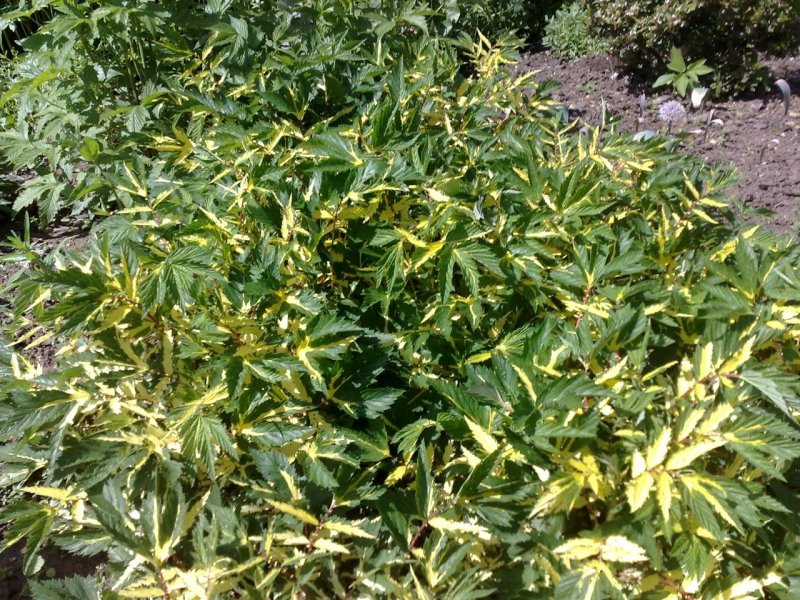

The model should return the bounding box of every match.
[2,2,800,599]
[0,0,433,223]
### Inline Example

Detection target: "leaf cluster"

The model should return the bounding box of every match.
[653,46,713,98]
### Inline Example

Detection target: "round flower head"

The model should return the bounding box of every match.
[658,100,686,123]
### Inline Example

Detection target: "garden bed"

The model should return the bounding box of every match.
[516,51,800,233]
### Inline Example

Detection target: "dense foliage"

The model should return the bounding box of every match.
[583,0,800,95]
[2,1,800,599]
[0,0,566,224]
[433,0,527,43]
[542,2,605,60]
[435,0,566,47]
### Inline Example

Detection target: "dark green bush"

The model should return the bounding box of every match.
[583,0,800,95]
[435,0,528,39]
[435,0,566,46]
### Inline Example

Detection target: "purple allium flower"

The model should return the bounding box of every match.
[658,100,687,123]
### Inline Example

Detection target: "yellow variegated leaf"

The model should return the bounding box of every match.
[21,486,76,502]
[118,588,166,598]
[719,337,754,374]
[595,356,629,385]
[697,402,735,436]
[719,577,762,598]
[631,450,647,478]
[616,429,646,442]
[181,490,210,537]
[385,465,407,485]
[644,302,669,316]
[313,538,351,554]
[162,329,174,376]
[280,470,302,501]
[396,228,428,248]
[563,299,610,319]
[171,567,222,597]
[531,474,582,516]
[676,357,695,398]
[274,534,309,545]
[657,472,673,523]
[600,535,648,563]
[95,306,132,333]
[676,407,706,442]
[697,196,727,208]
[323,521,375,539]
[665,439,726,471]
[425,187,449,203]
[645,427,672,469]
[410,567,435,600]
[697,342,714,379]
[691,207,717,224]
[266,500,318,526]
[466,351,493,364]
[574,565,602,600]
[682,475,741,531]
[554,537,603,561]
[626,473,654,512]
[428,517,491,539]
[465,418,498,453]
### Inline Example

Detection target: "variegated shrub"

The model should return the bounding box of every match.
[1,1,800,599]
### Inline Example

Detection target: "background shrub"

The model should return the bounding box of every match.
[542,2,606,59]
[434,0,567,47]
[435,0,529,40]
[583,0,800,95]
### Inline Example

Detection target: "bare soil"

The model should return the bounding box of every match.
[0,540,104,600]
[515,52,800,234]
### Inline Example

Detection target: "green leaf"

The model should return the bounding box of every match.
[674,534,709,580]
[457,447,503,499]
[178,412,236,475]
[359,387,403,419]
[675,75,690,97]
[668,46,687,73]
[688,60,714,76]
[78,137,100,161]
[415,442,433,518]
[29,576,101,600]
[125,105,149,133]
[740,367,800,421]
[246,421,313,445]
[140,246,219,312]
[652,73,675,89]
[393,419,437,458]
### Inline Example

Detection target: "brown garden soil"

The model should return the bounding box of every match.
[0,539,104,600]
[515,52,800,234]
